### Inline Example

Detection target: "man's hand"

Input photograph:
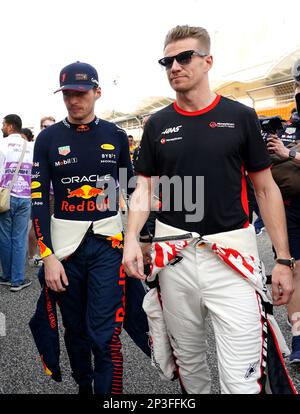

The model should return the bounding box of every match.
[123,235,146,280]
[43,254,69,292]
[267,135,289,159]
[271,263,294,306]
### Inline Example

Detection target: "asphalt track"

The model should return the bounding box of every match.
[0,230,299,395]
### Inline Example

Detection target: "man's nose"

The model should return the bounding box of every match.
[69,95,80,104]
[170,58,182,71]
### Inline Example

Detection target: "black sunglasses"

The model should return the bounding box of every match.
[158,50,208,69]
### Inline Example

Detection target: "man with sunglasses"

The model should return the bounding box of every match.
[123,25,295,394]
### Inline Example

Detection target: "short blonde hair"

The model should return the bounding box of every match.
[40,116,56,129]
[164,25,210,53]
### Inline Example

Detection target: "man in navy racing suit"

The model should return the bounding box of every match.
[31,61,139,394]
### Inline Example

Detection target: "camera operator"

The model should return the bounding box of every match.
[267,83,300,364]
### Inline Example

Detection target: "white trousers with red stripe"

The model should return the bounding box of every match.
[158,241,264,394]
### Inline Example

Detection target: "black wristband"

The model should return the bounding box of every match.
[276,257,296,270]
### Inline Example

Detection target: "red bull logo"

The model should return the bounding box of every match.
[67,185,105,199]
[34,218,42,238]
[107,233,123,249]
[61,199,109,212]
[45,287,56,329]
[76,124,90,132]
[115,308,125,323]
[115,265,126,322]
[110,239,123,249]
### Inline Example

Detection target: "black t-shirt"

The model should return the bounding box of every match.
[32,117,133,255]
[135,95,271,235]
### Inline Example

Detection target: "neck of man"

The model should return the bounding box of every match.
[8,130,20,137]
[175,82,216,112]
[67,112,95,125]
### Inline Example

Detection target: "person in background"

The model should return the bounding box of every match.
[267,84,300,364]
[128,134,136,161]
[0,114,34,291]
[21,128,34,142]
[40,116,56,130]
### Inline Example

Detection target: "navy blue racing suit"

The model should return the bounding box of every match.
[31,117,149,394]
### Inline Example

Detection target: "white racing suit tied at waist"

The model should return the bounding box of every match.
[142,220,297,394]
[50,212,123,260]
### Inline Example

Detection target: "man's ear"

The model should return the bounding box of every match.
[204,55,213,73]
[95,87,102,100]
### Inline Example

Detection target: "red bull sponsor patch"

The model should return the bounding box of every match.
[61,199,109,212]
[107,233,123,249]
[67,185,105,199]
[115,265,126,322]
[76,124,90,133]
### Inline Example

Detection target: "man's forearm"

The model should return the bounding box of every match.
[125,176,152,239]
[256,184,290,257]
[275,144,300,164]
[126,208,150,239]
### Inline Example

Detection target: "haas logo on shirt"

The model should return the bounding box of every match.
[161,125,182,134]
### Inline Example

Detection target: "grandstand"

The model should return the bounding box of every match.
[100,48,300,136]
[100,96,174,141]
[214,47,299,121]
